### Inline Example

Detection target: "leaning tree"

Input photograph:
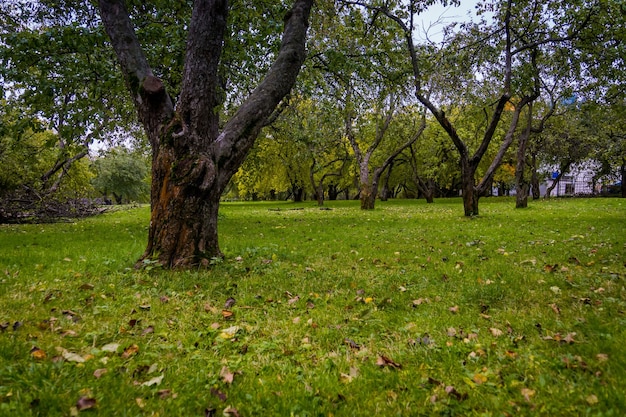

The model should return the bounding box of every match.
[98,0,313,268]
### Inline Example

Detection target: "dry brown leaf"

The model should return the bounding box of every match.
[563,332,576,344]
[221,310,234,319]
[473,373,488,385]
[376,355,402,369]
[158,389,172,399]
[490,328,503,337]
[223,407,241,417]
[30,346,46,360]
[521,388,535,402]
[76,396,97,411]
[93,368,108,379]
[449,305,459,313]
[220,366,235,384]
[121,344,139,359]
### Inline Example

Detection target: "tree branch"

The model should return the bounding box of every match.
[215,0,314,186]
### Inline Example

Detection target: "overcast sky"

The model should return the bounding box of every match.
[414,1,479,42]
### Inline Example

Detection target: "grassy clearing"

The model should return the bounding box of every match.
[1,198,625,416]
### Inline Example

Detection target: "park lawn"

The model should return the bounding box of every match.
[0,197,625,416]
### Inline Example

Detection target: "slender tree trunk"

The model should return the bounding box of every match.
[544,162,571,198]
[316,181,324,206]
[460,157,479,216]
[620,159,626,198]
[328,184,339,200]
[530,153,541,200]
[379,161,394,202]
[515,105,533,208]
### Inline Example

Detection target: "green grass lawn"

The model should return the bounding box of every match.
[1,197,625,416]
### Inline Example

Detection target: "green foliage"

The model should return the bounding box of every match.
[91,148,150,204]
[1,198,625,415]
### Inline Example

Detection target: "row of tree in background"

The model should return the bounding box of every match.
[1,0,624,266]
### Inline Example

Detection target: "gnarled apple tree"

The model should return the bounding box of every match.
[98,0,313,268]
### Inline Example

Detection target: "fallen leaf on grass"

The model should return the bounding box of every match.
[221,310,234,319]
[550,303,561,314]
[219,326,240,339]
[158,389,173,399]
[141,326,154,336]
[586,394,598,405]
[597,353,609,362]
[141,374,164,387]
[376,355,402,369]
[30,346,46,360]
[449,306,459,313]
[76,396,96,411]
[445,386,468,401]
[62,350,86,363]
[210,387,227,402]
[121,344,139,359]
[220,366,236,384]
[473,373,488,385]
[101,343,120,353]
[490,328,503,337]
[412,298,429,307]
[521,388,535,402]
[224,406,241,417]
[340,367,359,383]
[563,332,576,344]
[93,369,107,378]
[224,297,236,308]
[344,338,361,350]
[135,397,145,408]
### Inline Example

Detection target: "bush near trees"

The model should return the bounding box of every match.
[91,148,150,204]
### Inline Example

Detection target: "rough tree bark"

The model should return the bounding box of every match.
[98,0,313,268]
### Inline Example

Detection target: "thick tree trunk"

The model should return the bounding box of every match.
[316,182,324,206]
[359,182,376,210]
[460,158,479,216]
[99,0,313,268]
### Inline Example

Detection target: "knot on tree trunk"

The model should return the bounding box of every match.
[141,75,165,97]
[172,155,216,192]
